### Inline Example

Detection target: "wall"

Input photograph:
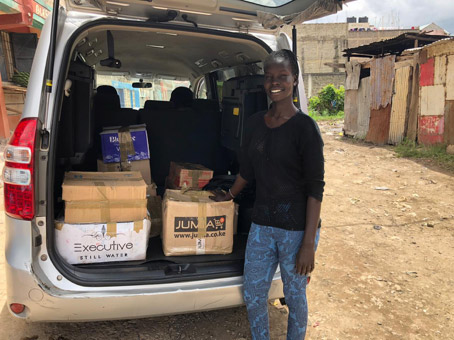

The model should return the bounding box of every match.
[280,23,418,98]
[281,23,348,98]
[419,39,454,146]
[303,73,346,98]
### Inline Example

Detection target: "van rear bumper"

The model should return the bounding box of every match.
[6,259,284,322]
[4,216,284,322]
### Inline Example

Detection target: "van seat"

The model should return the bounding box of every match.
[93,85,139,129]
[192,99,220,113]
[143,100,173,111]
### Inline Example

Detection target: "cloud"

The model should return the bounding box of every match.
[309,0,454,33]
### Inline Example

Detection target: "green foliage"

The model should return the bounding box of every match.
[395,139,454,172]
[309,84,345,116]
[11,71,30,88]
[309,111,344,122]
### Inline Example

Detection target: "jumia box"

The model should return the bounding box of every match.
[162,190,235,256]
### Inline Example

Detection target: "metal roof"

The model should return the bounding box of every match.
[343,32,451,58]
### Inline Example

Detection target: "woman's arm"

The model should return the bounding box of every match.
[210,174,248,202]
[295,196,321,276]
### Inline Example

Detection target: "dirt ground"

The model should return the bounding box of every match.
[0,120,453,340]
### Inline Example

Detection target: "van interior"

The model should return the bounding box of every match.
[50,22,274,285]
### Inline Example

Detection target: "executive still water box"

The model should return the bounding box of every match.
[55,218,151,264]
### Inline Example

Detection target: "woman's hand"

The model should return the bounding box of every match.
[209,189,231,202]
[295,244,315,276]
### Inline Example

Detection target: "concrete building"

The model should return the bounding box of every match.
[281,19,448,98]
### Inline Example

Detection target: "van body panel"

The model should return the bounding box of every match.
[3,0,330,321]
[7,272,284,322]
[63,0,350,31]
[5,213,284,321]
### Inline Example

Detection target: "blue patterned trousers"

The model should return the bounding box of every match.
[243,223,320,340]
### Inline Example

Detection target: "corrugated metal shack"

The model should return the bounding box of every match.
[343,33,453,146]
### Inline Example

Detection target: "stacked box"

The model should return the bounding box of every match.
[168,162,213,189]
[99,125,155,196]
[97,159,157,197]
[100,125,150,164]
[62,171,147,224]
[98,125,156,196]
[55,218,151,264]
[162,190,234,256]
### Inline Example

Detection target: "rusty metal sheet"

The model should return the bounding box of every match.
[370,55,396,110]
[418,116,444,145]
[444,101,454,145]
[446,55,454,100]
[420,58,435,87]
[434,55,447,85]
[365,104,391,145]
[407,59,420,141]
[356,76,371,139]
[343,89,358,136]
[389,66,412,145]
[420,85,445,116]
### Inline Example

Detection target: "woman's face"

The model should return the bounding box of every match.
[264,59,296,103]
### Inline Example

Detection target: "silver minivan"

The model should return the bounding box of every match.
[3,0,346,322]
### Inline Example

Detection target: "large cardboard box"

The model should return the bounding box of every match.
[55,218,151,264]
[97,159,157,197]
[62,171,147,223]
[100,125,150,164]
[162,190,234,256]
[168,162,213,189]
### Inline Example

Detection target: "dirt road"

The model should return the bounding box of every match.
[1,120,453,339]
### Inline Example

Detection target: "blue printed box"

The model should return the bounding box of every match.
[100,125,150,164]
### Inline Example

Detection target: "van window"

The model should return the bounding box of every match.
[195,78,208,99]
[214,62,264,103]
[95,73,190,109]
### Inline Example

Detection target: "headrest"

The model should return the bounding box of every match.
[94,85,121,110]
[144,100,173,111]
[170,87,193,108]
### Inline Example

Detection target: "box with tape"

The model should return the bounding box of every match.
[55,218,151,264]
[167,162,213,190]
[162,190,234,256]
[100,125,150,164]
[97,159,157,197]
[62,171,147,223]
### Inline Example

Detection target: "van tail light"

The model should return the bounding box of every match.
[10,303,26,314]
[3,118,38,220]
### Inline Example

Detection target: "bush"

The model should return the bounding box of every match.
[309,84,345,116]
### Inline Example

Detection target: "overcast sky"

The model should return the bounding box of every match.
[308,0,454,34]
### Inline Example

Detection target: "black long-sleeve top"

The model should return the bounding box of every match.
[239,110,325,231]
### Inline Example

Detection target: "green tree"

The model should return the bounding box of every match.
[309,84,345,116]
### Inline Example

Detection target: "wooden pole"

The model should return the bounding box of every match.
[0,74,12,139]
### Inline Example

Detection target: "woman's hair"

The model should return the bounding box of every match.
[264,49,299,80]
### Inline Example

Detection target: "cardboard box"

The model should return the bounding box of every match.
[168,162,213,189]
[97,159,157,197]
[100,125,150,164]
[55,218,151,264]
[65,199,147,224]
[62,171,147,201]
[147,196,162,238]
[162,190,234,256]
[62,171,147,223]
